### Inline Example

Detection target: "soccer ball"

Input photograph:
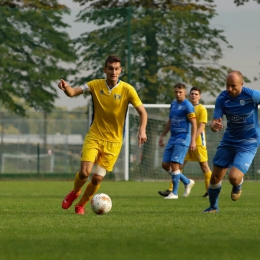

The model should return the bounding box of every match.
[91,193,112,215]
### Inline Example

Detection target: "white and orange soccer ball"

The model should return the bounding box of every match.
[91,193,112,215]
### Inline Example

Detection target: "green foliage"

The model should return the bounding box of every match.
[0,0,68,10]
[1,181,260,260]
[234,0,260,6]
[73,1,233,103]
[0,3,77,116]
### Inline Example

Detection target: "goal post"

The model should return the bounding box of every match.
[124,104,170,181]
[121,104,216,181]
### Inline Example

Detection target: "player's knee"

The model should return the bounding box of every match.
[92,173,104,185]
[79,168,91,179]
[162,162,170,171]
[229,168,244,185]
[90,165,106,185]
[200,162,210,173]
[228,175,242,186]
[210,174,222,184]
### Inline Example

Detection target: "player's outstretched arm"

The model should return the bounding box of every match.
[58,79,83,97]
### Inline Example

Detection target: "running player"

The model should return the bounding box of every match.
[159,87,212,198]
[204,71,260,212]
[159,83,196,199]
[58,55,147,214]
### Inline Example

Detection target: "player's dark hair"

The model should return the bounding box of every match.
[174,83,186,89]
[190,86,201,94]
[105,55,121,67]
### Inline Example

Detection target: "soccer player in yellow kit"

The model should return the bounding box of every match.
[158,87,212,198]
[58,55,147,214]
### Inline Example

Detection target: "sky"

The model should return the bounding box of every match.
[55,0,260,109]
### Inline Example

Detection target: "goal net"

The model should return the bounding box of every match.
[1,153,55,174]
[112,104,224,181]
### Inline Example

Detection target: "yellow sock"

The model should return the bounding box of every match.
[169,181,173,192]
[74,171,87,195]
[204,171,212,191]
[77,181,101,206]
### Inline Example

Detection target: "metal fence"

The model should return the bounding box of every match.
[1,106,260,181]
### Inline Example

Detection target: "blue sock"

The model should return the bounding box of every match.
[179,173,190,185]
[172,174,181,195]
[232,179,243,193]
[208,186,221,209]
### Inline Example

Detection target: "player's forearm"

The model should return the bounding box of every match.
[64,86,83,97]
[139,113,147,134]
[135,105,147,134]
[58,79,83,97]
[191,120,197,142]
[191,128,197,142]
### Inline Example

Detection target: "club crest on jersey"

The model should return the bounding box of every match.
[114,94,121,100]
[100,90,104,95]
[240,100,245,106]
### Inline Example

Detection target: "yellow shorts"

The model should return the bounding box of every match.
[81,134,122,172]
[184,145,208,162]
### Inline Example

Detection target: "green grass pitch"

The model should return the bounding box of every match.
[0,180,260,260]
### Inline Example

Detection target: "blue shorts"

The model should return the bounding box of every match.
[162,143,189,164]
[213,145,257,174]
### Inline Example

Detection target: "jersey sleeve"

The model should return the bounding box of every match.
[187,112,196,119]
[213,95,224,119]
[252,89,260,104]
[80,83,90,93]
[186,101,196,119]
[129,86,142,108]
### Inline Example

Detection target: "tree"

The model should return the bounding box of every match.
[234,0,260,5]
[70,0,235,174]
[0,0,77,116]
[72,0,233,103]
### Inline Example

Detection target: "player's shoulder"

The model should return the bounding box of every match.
[183,99,194,108]
[241,86,260,97]
[88,79,106,85]
[119,80,135,89]
[195,103,207,112]
[196,103,206,109]
[182,99,192,105]
[216,90,230,103]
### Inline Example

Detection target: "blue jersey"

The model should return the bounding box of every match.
[214,87,260,147]
[168,99,196,146]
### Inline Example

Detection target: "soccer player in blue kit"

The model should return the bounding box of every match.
[204,71,260,212]
[159,83,197,199]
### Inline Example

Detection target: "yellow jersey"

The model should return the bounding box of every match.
[81,79,142,142]
[194,104,208,146]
